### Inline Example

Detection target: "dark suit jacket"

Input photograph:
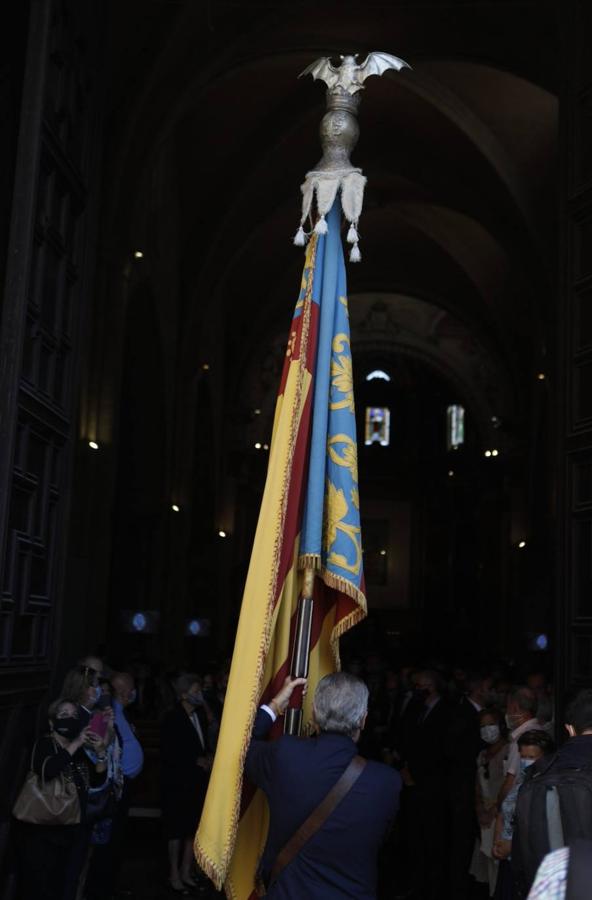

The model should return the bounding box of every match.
[160,703,210,838]
[404,697,452,788]
[445,695,482,784]
[245,708,402,900]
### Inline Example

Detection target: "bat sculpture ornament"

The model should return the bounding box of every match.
[294,50,411,261]
[300,52,411,96]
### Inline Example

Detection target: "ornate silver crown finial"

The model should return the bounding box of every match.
[293,51,411,262]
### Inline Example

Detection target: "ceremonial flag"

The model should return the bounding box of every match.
[195,198,366,899]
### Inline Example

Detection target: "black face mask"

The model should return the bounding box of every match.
[53,717,83,742]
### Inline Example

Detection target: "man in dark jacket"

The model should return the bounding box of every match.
[403,669,452,900]
[512,688,592,896]
[445,670,493,900]
[246,671,402,899]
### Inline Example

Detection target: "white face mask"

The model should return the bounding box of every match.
[481,724,501,745]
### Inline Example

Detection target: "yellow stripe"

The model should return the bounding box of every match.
[195,360,311,891]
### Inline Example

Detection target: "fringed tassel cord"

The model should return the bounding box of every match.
[350,242,361,263]
[314,214,328,235]
[293,225,307,246]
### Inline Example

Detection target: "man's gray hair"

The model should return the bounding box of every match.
[313,672,369,737]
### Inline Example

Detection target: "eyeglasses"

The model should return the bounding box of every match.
[77,665,98,685]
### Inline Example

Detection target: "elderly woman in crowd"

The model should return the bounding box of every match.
[160,673,217,893]
[470,707,508,896]
[16,698,107,900]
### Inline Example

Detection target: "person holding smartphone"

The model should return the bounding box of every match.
[16,699,108,900]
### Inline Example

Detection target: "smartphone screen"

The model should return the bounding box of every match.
[88,711,108,739]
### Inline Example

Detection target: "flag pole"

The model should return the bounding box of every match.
[284,567,315,735]
[285,52,411,736]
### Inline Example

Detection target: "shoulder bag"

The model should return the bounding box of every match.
[12,740,80,826]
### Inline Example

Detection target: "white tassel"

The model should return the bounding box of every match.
[347,223,358,244]
[314,214,328,235]
[350,242,361,263]
[293,225,307,246]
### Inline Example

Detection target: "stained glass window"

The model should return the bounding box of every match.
[447,404,465,450]
[365,407,390,446]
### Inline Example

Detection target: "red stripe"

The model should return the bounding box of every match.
[271,301,319,611]
[240,578,346,815]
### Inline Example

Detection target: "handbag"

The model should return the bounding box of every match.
[12,741,80,826]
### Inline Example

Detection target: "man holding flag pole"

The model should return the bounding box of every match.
[195,50,411,900]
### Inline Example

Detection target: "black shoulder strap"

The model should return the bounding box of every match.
[566,840,592,900]
[269,755,367,887]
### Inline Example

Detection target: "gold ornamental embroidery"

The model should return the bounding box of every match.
[328,433,358,483]
[330,333,355,412]
[323,479,362,575]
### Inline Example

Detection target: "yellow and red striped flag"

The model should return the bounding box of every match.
[195,199,366,899]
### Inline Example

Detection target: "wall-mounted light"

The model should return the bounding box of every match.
[254,408,261,416]
[171,504,180,512]
[254,442,262,449]
[537,373,546,381]
[518,540,526,549]
[88,441,99,450]
[263,443,269,451]
[491,449,499,457]
[448,470,454,477]
[218,530,227,538]
[484,450,492,458]
[380,549,387,556]
[202,363,210,371]
[134,250,144,259]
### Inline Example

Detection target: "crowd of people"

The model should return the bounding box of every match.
[10,646,592,900]
[12,654,228,900]
[343,653,591,900]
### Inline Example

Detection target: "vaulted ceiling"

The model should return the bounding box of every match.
[101,0,558,445]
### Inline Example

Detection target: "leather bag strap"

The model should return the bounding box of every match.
[269,754,366,887]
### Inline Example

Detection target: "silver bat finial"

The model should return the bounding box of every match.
[300,51,411,97]
[297,50,411,175]
[293,51,411,262]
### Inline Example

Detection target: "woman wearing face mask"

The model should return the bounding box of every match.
[160,673,217,893]
[59,666,119,894]
[470,709,508,896]
[16,699,107,900]
[492,730,555,899]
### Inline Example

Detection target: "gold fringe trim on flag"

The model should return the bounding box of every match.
[297,553,322,572]
[297,553,367,669]
[195,238,319,899]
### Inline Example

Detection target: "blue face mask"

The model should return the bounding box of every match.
[520,758,536,772]
[94,684,102,701]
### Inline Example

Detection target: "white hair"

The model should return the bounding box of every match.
[313,672,369,737]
